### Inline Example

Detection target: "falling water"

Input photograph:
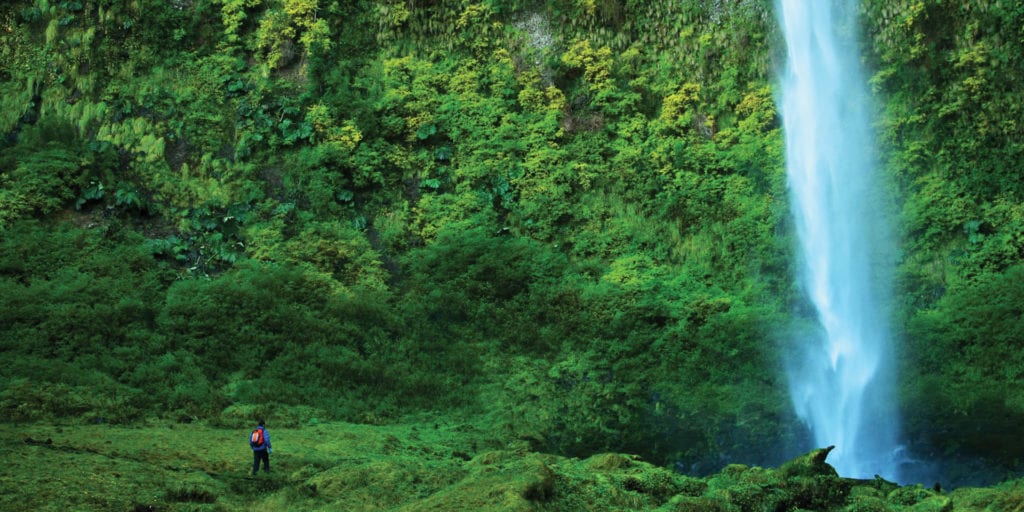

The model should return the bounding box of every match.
[776,0,901,480]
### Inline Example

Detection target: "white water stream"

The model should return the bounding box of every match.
[776,0,901,480]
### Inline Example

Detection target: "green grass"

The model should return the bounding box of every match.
[0,419,480,511]
[3,421,1023,511]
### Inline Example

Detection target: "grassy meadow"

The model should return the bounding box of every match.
[5,419,1024,511]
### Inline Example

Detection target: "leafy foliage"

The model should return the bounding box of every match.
[0,0,1021,481]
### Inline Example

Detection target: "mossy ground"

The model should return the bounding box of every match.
[3,422,1024,511]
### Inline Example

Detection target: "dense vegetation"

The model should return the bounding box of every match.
[1,0,1022,486]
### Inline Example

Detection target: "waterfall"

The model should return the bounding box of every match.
[776,0,901,480]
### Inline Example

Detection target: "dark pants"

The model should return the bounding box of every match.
[252,449,270,475]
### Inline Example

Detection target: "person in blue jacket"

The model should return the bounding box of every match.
[249,420,272,475]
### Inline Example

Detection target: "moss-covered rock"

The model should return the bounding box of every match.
[947,478,1024,511]
[586,452,638,471]
[397,452,556,511]
[888,484,939,506]
[842,494,892,512]
[584,452,705,502]
[307,458,465,509]
[663,495,742,512]
[705,464,791,511]
[778,446,840,479]
[849,485,885,501]
[909,495,952,512]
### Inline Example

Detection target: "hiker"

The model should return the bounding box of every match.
[250,420,272,475]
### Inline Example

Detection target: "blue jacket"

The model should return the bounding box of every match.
[250,426,271,452]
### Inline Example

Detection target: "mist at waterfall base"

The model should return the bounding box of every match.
[775,0,906,482]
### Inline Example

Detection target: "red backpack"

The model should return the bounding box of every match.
[250,428,265,448]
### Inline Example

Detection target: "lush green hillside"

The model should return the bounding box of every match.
[1,0,1022,487]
